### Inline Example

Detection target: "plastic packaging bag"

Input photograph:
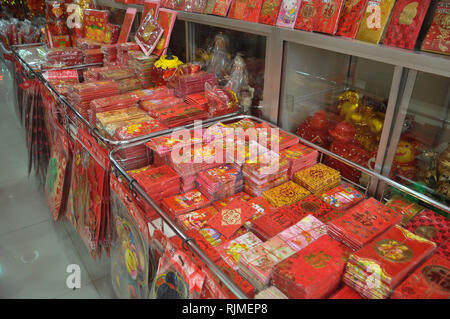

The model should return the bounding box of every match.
[135,13,164,56]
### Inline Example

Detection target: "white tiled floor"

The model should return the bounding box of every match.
[0,59,115,298]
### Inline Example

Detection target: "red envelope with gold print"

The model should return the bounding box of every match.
[207,199,256,239]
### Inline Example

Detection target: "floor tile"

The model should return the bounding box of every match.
[0,221,92,298]
[0,177,51,236]
[93,275,116,299]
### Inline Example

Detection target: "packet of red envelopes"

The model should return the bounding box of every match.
[135,13,164,56]
[150,238,206,299]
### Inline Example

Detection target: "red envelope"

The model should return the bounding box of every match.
[207,199,257,239]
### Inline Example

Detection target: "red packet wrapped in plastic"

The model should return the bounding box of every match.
[335,0,369,38]
[114,118,168,140]
[150,239,205,299]
[344,225,436,299]
[392,254,450,299]
[135,13,164,56]
[259,0,282,25]
[228,0,250,20]
[207,198,257,239]
[142,0,160,26]
[404,209,449,248]
[211,0,233,16]
[320,183,364,211]
[184,0,208,12]
[294,0,320,31]
[153,9,177,56]
[84,9,109,43]
[276,0,302,28]
[177,206,218,231]
[118,8,137,44]
[384,0,431,50]
[327,198,403,251]
[421,1,450,55]
[161,189,211,217]
[218,231,263,269]
[313,0,345,34]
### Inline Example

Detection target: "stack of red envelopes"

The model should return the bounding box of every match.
[185,92,208,108]
[140,96,184,115]
[330,285,363,299]
[176,206,218,231]
[197,164,244,202]
[68,80,120,118]
[161,189,210,218]
[244,196,276,229]
[404,209,449,248]
[251,206,304,241]
[95,107,151,137]
[320,183,364,211]
[279,143,318,178]
[132,165,180,205]
[272,235,350,299]
[89,92,141,124]
[239,215,328,291]
[117,42,141,65]
[153,104,208,128]
[286,195,333,221]
[114,118,167,140]
[217,231,263,270]
[83,48,103,64]
[391,253,449,299]
[128,51,158,88]
[101,44,118,65]
[169,71,217,98]
[97,68,135,81]
[212,259,256,299]
[327,198,403,251]
[242,151,290,197]
[116,77,142,94]
[344,225,436,299]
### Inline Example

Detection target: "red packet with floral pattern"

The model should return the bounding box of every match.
[385,195,424,226]
[259,0,282,25]
[421,1,450,55]
[384,0,431,49]
[272,235,350,299]
[294,0,321,31]
[245,0,264,22]
[211,0,233,16]
[207,199,257,239]
[336,0,369,38]
[84,9,109,43]
[217,231,263,269]
[404,209,449,248]
[228,0,250,20]
[45,124,72,222]
[251,205,304,240]
[313,0,346,34]
[142,0,160,23]
[392,253,449,299]
[177,206,218,231]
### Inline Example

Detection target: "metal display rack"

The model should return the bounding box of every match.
[10,43,240,148]
[96,0,450,225]
[109,114,449,299]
